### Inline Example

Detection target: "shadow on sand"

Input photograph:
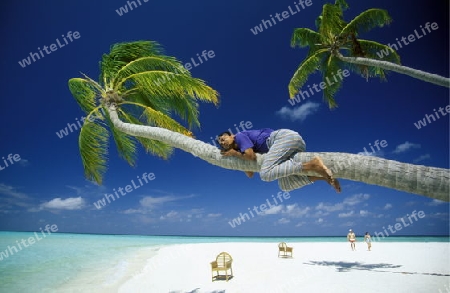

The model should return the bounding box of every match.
[304,260,450,276]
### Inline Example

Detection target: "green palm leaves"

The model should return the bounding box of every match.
[289,0,400,108]
[68,41,219,184]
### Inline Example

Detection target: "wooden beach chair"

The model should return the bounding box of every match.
[278,242,293,258]
[210,252,233,282]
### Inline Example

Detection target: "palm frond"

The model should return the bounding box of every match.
[335,0,349,11]
[118,109,174,159]
[118,71,219,106]
[100,41,163,87]
[342,39,401,81]
[79,118,110,184]
[124,90,201,129]
[341,9,392,36]
[291,28,322,48]
[289,49,329,97]
[113,56,189,91]
[116,70,217,129]
[315,15,322,30]
[138,103,194,135]
[358,39,401,64]
[322,55,345,108]
[68,78,102,114]
[319,3,347,43]
[103,109,138,167]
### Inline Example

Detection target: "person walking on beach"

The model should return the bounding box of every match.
[217,128,341,193]
[347,229,356,251]
[364,232,372,251]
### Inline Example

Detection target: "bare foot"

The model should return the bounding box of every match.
[332,178,341,193]
[305,157,341,193]
[309,157,333,182]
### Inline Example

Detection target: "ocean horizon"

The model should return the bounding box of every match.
[2,230,449,239]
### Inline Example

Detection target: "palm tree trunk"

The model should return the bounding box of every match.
[108,105,449,202]
[337,54,450,88]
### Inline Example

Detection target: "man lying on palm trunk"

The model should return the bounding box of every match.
[217,128,341,193]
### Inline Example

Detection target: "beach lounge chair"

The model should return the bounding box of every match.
[210,252,233,282]
[278,242,293,258]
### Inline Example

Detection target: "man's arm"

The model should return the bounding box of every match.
[221,148,256,161]
[221,148,256,178]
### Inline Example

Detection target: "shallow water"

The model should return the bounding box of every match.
[0,232,447,292]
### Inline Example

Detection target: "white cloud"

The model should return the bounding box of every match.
[383,203,393,210]
[314,210,330,217]
[314,194,371,220]
[207,213,222,218]
[0,183,30,200]
[392,141,421,154]
[40,197,85,210]
[341,221,355,227]
[262,204,284,215]
[315,202,344,212]
[427,199,447,206]
[277,218,290,224]
[136,194,196,211]
[166,210,178,217]
[359,210,370,217]
[295,221,306,227]
[275,102,320,122]
[140,196,178,208]
[283,204,310,218]
[343,194,370,206]
[427,212,450,219]
[413,154,431,163]
[316,218,324,224]
[160,210,178,220]
[338,211,354,218]
[122,208,145,215]
[18,159,30,167]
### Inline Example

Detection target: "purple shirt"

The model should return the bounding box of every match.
[235,128,274,154]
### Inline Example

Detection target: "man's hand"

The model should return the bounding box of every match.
[221,149,240,157]
[244,171,254,178]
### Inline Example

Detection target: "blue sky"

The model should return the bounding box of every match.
[0,0,448,237]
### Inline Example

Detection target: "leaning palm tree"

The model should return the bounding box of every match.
[68,41,219,184]
[289,0,450,108]
[68,40,449,202]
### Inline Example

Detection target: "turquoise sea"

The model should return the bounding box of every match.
[0,232,448,292]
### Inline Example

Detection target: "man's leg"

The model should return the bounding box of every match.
[260,129,340,193]
[259,129,306,181]
[278,175,312,191]
[260,130,335,181]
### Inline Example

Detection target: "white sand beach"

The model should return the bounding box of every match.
[115,242,449,293]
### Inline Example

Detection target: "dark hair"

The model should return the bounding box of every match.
[218,131,232,137]
[216,131,232,151]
